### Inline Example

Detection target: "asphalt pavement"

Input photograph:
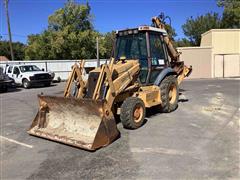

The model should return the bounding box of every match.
[0,79,239,180]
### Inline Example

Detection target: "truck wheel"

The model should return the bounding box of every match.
[23,79,30,89]
[160,75,179,113]
[120,97,146,129]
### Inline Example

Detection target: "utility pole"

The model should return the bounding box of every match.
[96,36,100,67]
[4,0,14,61]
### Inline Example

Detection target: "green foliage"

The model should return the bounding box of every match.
[48,1,93,31]
[217,0,240,28]
[165,24,177,41]
[0,41,26,60]
[174,38,192,47]
[101,31,115,58]
[25,1,98,60]
[182,13,221,46]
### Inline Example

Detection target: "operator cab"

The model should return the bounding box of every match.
[115,26,170,85]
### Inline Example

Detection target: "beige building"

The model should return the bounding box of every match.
[177,29,240,78]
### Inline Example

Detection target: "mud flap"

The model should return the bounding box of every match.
[28,96,119,151]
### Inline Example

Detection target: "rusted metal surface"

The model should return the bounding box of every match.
[28,95,119,151]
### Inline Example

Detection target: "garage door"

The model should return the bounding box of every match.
[214,55,223,78]
[224,55,240,77]
[214,54,240,78]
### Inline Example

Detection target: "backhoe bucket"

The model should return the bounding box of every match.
[28,96,119,151]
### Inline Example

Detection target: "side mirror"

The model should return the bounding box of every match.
[42,68,45,71]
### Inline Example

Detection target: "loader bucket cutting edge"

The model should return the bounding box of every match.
[27,96,119,151]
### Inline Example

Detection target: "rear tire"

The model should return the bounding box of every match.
[23,79,30,89]
[120,97,146,129]
[159,75,179,113]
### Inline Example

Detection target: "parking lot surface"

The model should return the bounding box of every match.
[0,79,239,180]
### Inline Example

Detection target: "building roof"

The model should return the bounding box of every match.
[0,56,9,61]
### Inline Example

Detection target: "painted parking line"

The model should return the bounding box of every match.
[0,136,33,148]
[131,147,187,156]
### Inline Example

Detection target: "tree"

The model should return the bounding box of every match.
[182,13,221,46]
[217,0,240,28]
[102,31,115,58]
[0,41,26,60]
[25,1,97,60]
[174,38,192,47]
[48,1,93,32]
[165,24,177,41]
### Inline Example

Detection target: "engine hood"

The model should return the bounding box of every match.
[22,71,51,76]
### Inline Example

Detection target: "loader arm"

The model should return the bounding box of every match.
[91,59,140,109]
[64,60,86,98]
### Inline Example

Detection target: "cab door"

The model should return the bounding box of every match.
[148,32,169,84]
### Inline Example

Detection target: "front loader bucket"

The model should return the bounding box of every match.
[28,96,119,151]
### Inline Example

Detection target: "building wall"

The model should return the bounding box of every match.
[177,47,213,78]
[201,29,240,55]
[212,31,240,55]
[201,32,212,47]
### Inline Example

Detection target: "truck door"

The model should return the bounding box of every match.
[6,66,14,78]
[12,66,22,84]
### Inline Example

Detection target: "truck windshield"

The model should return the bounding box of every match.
[115,32,147,60]
[19,65,41,72]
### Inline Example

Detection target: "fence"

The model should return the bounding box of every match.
[0,59,107,80]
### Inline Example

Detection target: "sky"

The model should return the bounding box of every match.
[0,0,223,44]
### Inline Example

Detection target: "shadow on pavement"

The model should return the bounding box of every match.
[0,87,22,94]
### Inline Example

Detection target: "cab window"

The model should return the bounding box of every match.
[149,33,167,83]
[116,32,147,60]
[8,66,13,73]
[149,33,166,66]
[116,32,148,83]
[13,67,20,75]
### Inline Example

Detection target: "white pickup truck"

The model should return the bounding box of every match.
[6,64,54,88]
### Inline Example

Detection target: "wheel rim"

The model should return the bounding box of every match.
[133,104,143,123]
[169,84,177,104]
[23,81,28,88]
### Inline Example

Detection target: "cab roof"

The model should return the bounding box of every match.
[116,26,167,36]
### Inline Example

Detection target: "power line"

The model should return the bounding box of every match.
[1,33,28,37]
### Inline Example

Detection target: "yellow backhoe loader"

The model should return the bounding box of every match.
[28,14,192,151]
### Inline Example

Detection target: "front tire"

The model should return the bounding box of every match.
[120,97,146,129]
[22,79,30,89]
[159,75,179,113]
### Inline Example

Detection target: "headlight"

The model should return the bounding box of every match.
[29,76,34,80]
